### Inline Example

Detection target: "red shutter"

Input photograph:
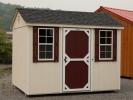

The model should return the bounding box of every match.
[54,27,59,62]
[95,29,99,61]
[33,26,38,62]
[113,29,117,61]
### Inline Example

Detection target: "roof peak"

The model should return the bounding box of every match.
[98,6,133,23]
[101,6,133,13]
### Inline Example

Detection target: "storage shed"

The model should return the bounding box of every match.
[11,8,122,95]
[96,6,133,78]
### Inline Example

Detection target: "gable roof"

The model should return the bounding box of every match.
[16,8,122,27]
[96,6,133,24]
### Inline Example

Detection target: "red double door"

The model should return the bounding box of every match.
[63,28,90,92]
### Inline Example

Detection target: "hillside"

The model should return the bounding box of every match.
[0,2,22,31]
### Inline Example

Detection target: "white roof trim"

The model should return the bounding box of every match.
[27,23,124,29]
[10,10,18,29]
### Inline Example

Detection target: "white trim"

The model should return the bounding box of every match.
[60,28,63,93]
[99,30,113,60]
[90,29,94,91]
[27,23,124,29]
[10,10,19,29]
[38,28,54,61]
[63,28,91,92]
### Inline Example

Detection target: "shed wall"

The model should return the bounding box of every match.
[12,26,30,94]
[12,13,30,94]
[121,23,133,78]
[28,27,62,95]
[90,29,121,91]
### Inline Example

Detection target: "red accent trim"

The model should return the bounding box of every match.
[33,26,38,62]
[54,27,59,62]
[95,29,99,61]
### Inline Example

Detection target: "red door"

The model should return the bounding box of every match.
[63,28,90,92]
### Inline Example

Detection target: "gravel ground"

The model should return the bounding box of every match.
[0,66,133,100]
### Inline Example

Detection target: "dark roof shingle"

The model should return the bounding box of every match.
[17,8,122,27]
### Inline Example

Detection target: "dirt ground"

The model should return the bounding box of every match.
[0,65,133,100]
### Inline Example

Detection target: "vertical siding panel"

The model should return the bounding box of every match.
[127,24,130,76]
[121,21,125,76]
[125,23,132,77]
[127,24,132,77]
[130,25,132,77]
[121,21,129,77]
[125,24,128,77]
[121,25,123,76]
[126,24,129,77]
[127,24,130,77]
[130,25,132,76]
[130,25,133,77]
[129,25,132,77]
[124,23,127,77]
[121,21,126,77]
[132,26,133,77]
[132,26,133,78]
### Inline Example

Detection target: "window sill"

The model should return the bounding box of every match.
[95,60,117,62]
[33,59,58,63]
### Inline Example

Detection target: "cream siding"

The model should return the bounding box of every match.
[12,26,30,94]
[90,29,121,91]
[12,13,30,94]
[28,27,62,95]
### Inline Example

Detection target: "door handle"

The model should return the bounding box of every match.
[86,56,89,62]
[64,57,67,63]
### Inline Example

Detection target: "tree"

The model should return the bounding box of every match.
[0,24,12,64]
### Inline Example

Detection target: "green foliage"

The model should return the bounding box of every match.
[0,2,23,64]
[0,27,12,64]
[0,2,22,31]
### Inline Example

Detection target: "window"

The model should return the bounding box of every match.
[99,30,113,60]
[38,28,54,61]
[33,26,59,62]
[95,29,117,61]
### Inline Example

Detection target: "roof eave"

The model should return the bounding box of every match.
[26,23,124,29]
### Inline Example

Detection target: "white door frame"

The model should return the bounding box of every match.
[62,28,91,92]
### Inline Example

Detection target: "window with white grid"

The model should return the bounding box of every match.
[38,28,54,60]
[99,30,113,60]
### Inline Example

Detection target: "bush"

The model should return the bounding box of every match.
[0,28,12,64]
